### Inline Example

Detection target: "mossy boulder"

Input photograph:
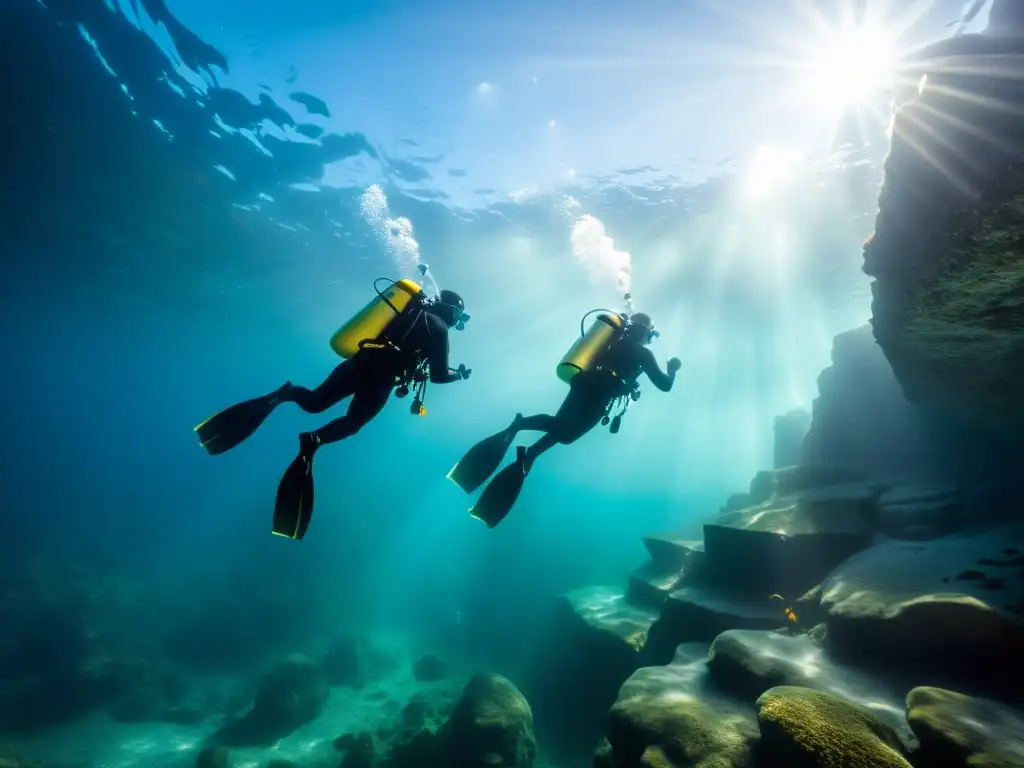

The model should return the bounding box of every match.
[436,672,536,768]
[906,686,1024,768]
[756,686,911,767]
[604,643,759,768]
[707,630,911,742]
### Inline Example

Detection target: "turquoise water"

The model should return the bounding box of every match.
[0,1,1005,767]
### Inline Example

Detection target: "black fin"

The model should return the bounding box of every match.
[273,453,314,540]
[448,415,521,494]
[195,386,288,456]
[469,447,528,529]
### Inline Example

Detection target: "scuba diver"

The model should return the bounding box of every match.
[195,273,472,540]
[448,300,679,528]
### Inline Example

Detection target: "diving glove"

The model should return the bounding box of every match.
[457,364,472,380]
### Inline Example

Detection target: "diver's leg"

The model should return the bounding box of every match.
[515,414,558,433]
[523,432,560,470]
[285,359,360,414]
[523,391,608,472]
[305,374,394,446]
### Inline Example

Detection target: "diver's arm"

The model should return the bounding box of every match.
[641,347,676,392]
[426,320,467,384]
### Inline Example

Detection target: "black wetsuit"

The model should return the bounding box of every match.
[516,334,675,459]
[284,307,460,445]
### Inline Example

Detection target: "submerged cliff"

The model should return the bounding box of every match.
[864,0,1024,430]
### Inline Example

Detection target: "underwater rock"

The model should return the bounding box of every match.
[906,686,1024,768]
[0,749,42,768]
[756,686,912,767]
[771,464,868,497]
[592,739,614,768]
[435,672,537,768]
[703,481,877,596]
[207,656,330,747]
[706,630,912,742]
[821,527,1024,696]
[0,651,174,733]
[322,635,396,688]
[385,728,437,767]
[800,326,942,478]
[520,586,656,756]
[863,1,1024,432]
[337,733,376,768]
[645,587,783,662]
[626,538,705,609]
[561,586,656,656]
[401,696,430,729]
[412,653,447,682]
[876,483,966,540]
[0,555,181,733]
[774,409,812,470]
[524,585,651,749]
[603,643,759,768]
[195,746,231,768]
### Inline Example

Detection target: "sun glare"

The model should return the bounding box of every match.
[745,145,797,200]
[807,24,895,108]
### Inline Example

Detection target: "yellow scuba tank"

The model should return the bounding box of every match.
[329,278,423,359]
[556,311,624,383]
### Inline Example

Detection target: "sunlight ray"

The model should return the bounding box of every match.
[914,100,1022,156]
[896,109,990,196]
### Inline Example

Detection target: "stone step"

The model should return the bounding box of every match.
[640,536,703,568]
[644,586,787,663]
[703,482,877,596]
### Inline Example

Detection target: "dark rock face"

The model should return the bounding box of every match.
[906,686,1024,768]
[195,746,230,768]
[800,325,941,478]
[773,408,811,469]
[645,587,784,662]
[875,482,966,540]
[702,479,877,597]
[819,527,1024,697]
[864,1,1024,432]
[625,537,705,609]
[322,636,396,688]
[520,586,656,757]
[207,657,330,747]
[412,654,448,683]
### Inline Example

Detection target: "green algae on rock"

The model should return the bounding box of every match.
[707,630,912,745]
[862,1,1024,431]
[604,643,759,768]
[756,686,911,768]
[437,672,537,768]
[875,161,1024,429]
[906,686,1024,768]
